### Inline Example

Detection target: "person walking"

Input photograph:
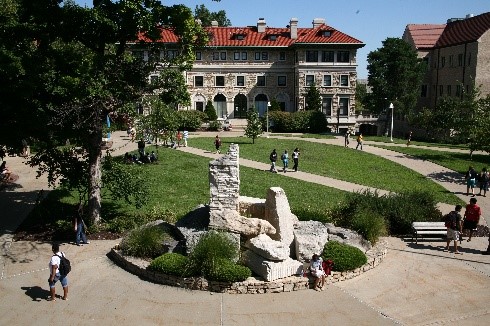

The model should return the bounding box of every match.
[355,133,363,150]
[281,150,289,173]
[465,166,478,196]
[478,167,489,197]
[344,131,350,147]
[292,148,300,172]
[214,135,222,154]
[74,205,90,246]
[406,131,412,147]
[183,129,189,147]
[48,243,68,301]
[444,205,463,254]
[176,131,183,147]
[137,138,145,156]
[269,149,278,173]
[463,197,481,242]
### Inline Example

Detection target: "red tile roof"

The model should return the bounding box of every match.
[435,12,490,48]
[405,24,446,49]
[137,24,364,47]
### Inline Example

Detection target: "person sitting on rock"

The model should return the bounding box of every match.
[310,254,325,291]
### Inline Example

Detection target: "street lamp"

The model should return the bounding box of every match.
[389,102,394,142]
[266,101,270,138]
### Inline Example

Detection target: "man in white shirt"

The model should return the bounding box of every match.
[48,243,68,301]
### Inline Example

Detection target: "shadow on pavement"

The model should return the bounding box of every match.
[427,170,464,184]
[392,243,490,265]
[21,285,50,302]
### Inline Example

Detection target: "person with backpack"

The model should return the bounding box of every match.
[478,167,489,197]
[444,205,463,254]
[48,243,69,301]
[269,149,278,173]
[465,166,478,196]
[463,197,481,242]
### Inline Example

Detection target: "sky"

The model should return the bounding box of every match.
[74,0,489,78]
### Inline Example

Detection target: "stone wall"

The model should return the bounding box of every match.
[209,144,240,215]
[108,239,388,294]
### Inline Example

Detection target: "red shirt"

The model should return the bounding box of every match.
[464,204,481,221]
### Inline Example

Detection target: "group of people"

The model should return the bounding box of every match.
[269,148,300,173]
[124,151,157,164]
[343,131,363,150]
[445,197,482,254]
[465,166,489,197]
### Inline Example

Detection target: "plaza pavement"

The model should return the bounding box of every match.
[0,131,489,325]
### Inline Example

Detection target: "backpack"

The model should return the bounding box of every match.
[444,212,457,229]
[54,253,71,276]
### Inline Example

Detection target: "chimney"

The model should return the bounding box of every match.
[466,14,474,19]
[211,20,219,27]
[312,18,325,28]
[289,18,298,39]
[257,18,266,33]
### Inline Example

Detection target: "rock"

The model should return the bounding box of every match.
[239,196,266,219]
[264,187,296,251]
[244,234,290,261]
[242,250,303,282]
[325,223,372,252]
[209,209,276,236]
[294,221,329,262]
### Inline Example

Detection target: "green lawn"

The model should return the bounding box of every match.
[272,133,336,140]
[189,136,462,205]
[366,136,468,150]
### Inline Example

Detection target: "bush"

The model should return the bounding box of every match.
[322,241,367,272]
[207,120,222,131]
[187,231,238,276]
[149,253,193,277]
[349,208,388,244]
[204,100,217,121]
[205,258,251,282]
[120,225,169,258]
[268,111,327,133]
[176,110,206,131]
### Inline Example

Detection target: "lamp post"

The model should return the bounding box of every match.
[389,102,394,142]
[266,101,270,138]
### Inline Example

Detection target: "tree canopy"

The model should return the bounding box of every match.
[244,107,263,143]
[304,84,321,111]
[194,4,231,27]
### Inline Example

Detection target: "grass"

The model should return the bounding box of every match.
[189,136,462,205]
[372,145,490,175]
[273,133,336,140]
[366,136,468,150]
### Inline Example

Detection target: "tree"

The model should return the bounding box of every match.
[0,0,208,224]
[355,83,367,113]
[367,38,425,118]
[204,100,218,121]
[244,108,263,144]
[194,4,231,27]
[268,99,281,112]
[304,84,321,111]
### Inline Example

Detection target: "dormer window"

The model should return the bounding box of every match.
[235,34,245,40]
[321,30,332,37]
[269,35,277,41]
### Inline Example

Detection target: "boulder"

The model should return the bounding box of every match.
[244,234,290,261]
[294,221,329,262]
[242,250,303,282]
[264,187,296,250]
[325,223,372,252]
[209,209,276,236]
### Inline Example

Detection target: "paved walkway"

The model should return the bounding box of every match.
[1,131,489,325]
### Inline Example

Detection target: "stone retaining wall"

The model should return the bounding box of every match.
[108,239,388,294]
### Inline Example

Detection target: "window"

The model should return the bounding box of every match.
[234,52,240,60]
[220,52,227,60]
[439,85,443,96]
[215,76,225,87]
[449,55,453,67]
[195,51,202,61]
[421,85,428,97]
[279,51,286,61]
[277,76,287,87]
[255,52,268,60]
[441,56,445,68]
[269,35,277,41]
[323,75,332,86]
[322,97,332,116]
[321,51,334,62]
[447,85,451,96]
[338,98,349,116]
[241,52,247,60]
[165,50,179,59]
[337,51,349,63]
[132,51,145,61]
[257,76,266,86]
[340,75,349,87]
[306,50,318,62]
[213,52,220,60]
[213,52,227,61]
[236,34,245,40]
[458,53,463,66]
[456,85,461,96]
[233,52,247,60]
[194,76,204,87]
[236,76,245,87]
[305,75,315,86]
[321,30,332,37]
[195,101,204,112]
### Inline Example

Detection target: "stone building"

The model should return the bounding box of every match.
[133,17,364,133]
[403,12,490,111]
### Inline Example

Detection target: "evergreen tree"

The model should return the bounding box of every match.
[244,107,263,144]
[304,84,322,111]
[204,100,218,121]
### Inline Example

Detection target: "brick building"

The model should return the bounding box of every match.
[403,12,490,111]
[133,18,364,132]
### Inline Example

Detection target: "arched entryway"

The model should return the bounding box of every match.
[254,94,269,117]
[233,94,248,118]
[213,94,227,119]
[359,123,378,136]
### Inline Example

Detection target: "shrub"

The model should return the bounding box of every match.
[350,208,388,244]
[204,100,217,121]
[120,225,169,258]
[176,110,206,131]
[187,231,238,276]
[268,111,327,133]
[322,241,367,272]
[149,253,193,277]
[205,258,251,282]
[207,120,222,131]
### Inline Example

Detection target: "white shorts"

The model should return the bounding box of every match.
[447,228,459,241]
[311,269,325,277]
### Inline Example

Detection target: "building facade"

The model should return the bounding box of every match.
[135,17,364,132]
[403,12,490,111]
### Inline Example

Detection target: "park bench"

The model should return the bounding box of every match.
[412,222,447,243]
